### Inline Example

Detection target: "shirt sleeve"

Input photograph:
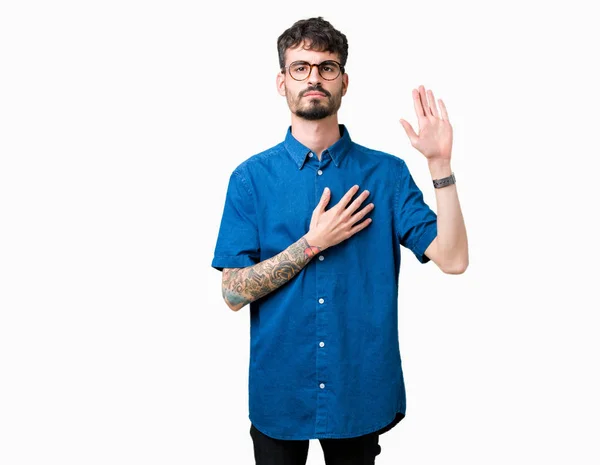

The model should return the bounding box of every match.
[211,168,260,272]
[394,160,438,264]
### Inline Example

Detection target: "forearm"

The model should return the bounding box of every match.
[222,234,322,311]
[428,159,469,269]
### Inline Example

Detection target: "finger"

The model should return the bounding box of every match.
[427,89,439,118]
[438,98,449,122]
[345,190,371,216]
[348,216,372,236]
[338,184,360,210]
[412,88,426,118]
[418,85,431,117]
[349,201,374,222]
[318,187,330,212]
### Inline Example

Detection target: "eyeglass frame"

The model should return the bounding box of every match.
[280,60,345,81]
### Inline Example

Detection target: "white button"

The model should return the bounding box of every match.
[317,169,323,175]
[320,383,325,389]
[319,341,325,347]
[318,298,324,304]
[308,152,313,157]
[318,255,324,261]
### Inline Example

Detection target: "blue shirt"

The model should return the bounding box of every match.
[211,124,438,440]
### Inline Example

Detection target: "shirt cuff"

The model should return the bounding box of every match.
[410,223,438,264]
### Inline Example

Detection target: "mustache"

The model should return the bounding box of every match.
[302,87,329,97]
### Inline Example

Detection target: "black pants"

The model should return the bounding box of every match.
[249,423,382,465]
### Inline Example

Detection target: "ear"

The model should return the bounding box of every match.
[276,71,286,96]
[341,72,349,96]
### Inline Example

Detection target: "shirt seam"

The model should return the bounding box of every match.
[395,159,429,253]
[233,168,253,199]
[393,159,404,245]
[234,165,261,256]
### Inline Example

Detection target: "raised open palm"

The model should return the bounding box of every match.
[399,85,453,162]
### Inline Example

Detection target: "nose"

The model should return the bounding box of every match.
[307,64,322,85]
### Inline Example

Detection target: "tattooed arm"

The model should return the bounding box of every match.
[221,183,373,311]
[222,233,322,312]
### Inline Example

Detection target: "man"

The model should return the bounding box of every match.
[211,16,468,464]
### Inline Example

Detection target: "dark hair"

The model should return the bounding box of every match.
[277,17,348,71]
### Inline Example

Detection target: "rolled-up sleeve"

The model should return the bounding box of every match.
[211,168,260,272]
[394,160,438,264]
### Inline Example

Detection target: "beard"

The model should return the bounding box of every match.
[287,87,342,121]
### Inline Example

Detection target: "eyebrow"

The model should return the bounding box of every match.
[291,60,337,64]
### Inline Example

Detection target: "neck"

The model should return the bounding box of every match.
[289,114,341,160]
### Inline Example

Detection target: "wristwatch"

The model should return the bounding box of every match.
[433,172,456,189]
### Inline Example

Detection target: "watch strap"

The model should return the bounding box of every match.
[433,172,456,189]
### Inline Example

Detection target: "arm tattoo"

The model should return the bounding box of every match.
[222,236,322,311]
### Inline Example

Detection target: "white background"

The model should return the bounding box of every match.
[1,1,599,464]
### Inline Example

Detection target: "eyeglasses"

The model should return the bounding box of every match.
[281,60,344,81]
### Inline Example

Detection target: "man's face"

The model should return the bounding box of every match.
[276,42,348,121]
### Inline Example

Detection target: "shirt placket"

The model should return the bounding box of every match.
[312,150,331,436]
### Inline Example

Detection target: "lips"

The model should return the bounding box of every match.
[304,92,326,97]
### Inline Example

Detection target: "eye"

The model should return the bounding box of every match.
[292,63,307,72]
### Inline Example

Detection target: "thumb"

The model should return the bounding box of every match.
[399,119,418,146]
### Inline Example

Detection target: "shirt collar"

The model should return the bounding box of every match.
[284,123,352,169]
